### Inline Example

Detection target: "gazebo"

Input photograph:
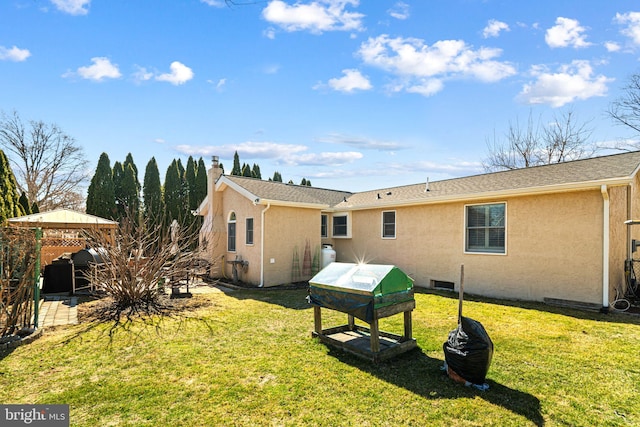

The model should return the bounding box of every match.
[7,208,117,266]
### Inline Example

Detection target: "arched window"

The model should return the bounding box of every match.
[228,212,236,252]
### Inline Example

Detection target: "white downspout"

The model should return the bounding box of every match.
[601,185,610,312]
[259,203,271,287]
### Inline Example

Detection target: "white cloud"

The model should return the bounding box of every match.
[156,61,194,85]
[263,27,276,39]
[605,41,621,52]
[0,45,31,61]
[286,151,363,166]
[262,0,364,34]
[615,12,640,46]
[174,140,362,167]
[518,60,612,107]
[66,57,121,81]
[545,17,591,48]
[482,19,509,38]
[50,0,90,15]
[200,0,225,7]
[132,65,153,83]
[326,69,372,92]
[388,2,409,20]
[316,133,409,151]
[405,79,444,96]
[175,141,308,159]
[357,35,516,96]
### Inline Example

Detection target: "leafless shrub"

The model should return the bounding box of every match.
[0,227,38,337]
[82,210,203,324]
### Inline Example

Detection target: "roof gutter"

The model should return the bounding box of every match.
[601,185,610,313]
[333,177,634,212]
[259,202,271,288]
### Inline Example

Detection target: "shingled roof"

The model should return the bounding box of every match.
[221,175,352,207]
[217,151,640,211]
[337,151,640,209]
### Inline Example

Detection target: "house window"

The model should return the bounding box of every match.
[332,214,348,237]
[246,218,254,245]
[228,212,236,252]
[321,214,328,238]
[465,203,506,254]
[382,211,396,239]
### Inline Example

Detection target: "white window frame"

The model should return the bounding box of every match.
[464,202,507,255]
[331,213,351,238]
[381,210,396,239]
[321,214,328,238]
[245,217,254,245]
[227,211,237,252]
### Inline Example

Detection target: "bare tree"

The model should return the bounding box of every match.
[0,111,89,211]
[608,72,640,151]
[483,109,595,172]
[82,208,208,323]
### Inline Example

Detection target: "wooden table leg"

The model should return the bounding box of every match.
[404,310,413,340]
[314,306,322,334]
[369,317,380,353]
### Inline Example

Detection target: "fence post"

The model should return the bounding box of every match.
[33,227,42,328]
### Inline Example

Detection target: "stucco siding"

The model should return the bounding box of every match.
[213,189,263,285]
[262,205,322,286]
[334,190,606,304]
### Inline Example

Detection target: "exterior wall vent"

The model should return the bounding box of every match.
[431,280,454,290]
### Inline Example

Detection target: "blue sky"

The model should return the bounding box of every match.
[2,0,640,192]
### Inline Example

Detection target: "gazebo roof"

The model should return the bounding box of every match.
[7,208,118,230]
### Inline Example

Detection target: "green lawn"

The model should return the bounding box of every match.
[1,288,639,426]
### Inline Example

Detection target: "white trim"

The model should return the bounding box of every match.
[463,201,507,255]
[601,185,610,310]
[381,210,396,239]
[331,212,351,239]
[245,217,254,246]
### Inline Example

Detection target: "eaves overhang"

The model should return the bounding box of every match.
[326,176,634,212]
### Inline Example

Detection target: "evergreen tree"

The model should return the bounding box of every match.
[112,161,125,220]
[251,163,262,179]
[185,156,198,212]
[164,160,183,223]
[194,157,207,208]
[301,178,307,186]
[231,151,241,176]
[0,149,24,222]
[123,153,139,188]
[142,157,163,230]
[272,171,282,182]
[86,152,116,219]
[121,163,140,222]
[30,201,39,214]
[241,163,252,177]
[18,191,31,215]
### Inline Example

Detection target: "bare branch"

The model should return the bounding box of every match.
[0,111,89,211]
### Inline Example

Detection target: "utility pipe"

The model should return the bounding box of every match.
[601,185,610,313]
[259,203,271,287]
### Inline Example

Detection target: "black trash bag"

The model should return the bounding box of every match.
[443,316,494,385]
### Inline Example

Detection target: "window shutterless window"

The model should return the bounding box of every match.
[333,215,348,237]
[382,211,396,238]
[465,203,505,254]
[228,212,236,252]
[246,218,254,245]
[321,214,328,238]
